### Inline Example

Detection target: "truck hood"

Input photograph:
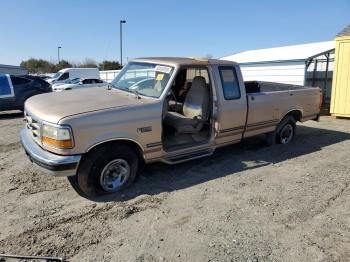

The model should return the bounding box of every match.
[25,87,146,123]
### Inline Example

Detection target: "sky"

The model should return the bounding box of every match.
[1,0,349,65]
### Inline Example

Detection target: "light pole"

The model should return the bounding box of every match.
[120,20,126,66]
[58,46,62,64]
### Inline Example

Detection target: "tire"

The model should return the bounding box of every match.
[70,144,139,198]
[265,116,296,145]
[276,116,296,145]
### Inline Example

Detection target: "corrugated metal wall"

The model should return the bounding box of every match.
[239,61,306,85]
[99,70,121,82]
[330,36,350,117]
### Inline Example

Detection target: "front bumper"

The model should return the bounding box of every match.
[20,128,81,177]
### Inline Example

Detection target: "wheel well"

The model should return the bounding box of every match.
[86,140,144,163]
[283,110,302,122]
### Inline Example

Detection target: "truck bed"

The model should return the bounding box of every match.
[243,81,321,138]
[245,81,315,93]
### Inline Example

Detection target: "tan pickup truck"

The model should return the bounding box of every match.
[21,57,322,197]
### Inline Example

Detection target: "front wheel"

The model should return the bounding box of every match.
[69,144,139,198]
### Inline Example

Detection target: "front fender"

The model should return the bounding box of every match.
[85,131,145,153]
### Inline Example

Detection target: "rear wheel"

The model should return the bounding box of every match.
[265,116,296,145]
[276,116,296,144]
[69,144,139,198]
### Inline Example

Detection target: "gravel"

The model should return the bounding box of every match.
[0,110,349,261]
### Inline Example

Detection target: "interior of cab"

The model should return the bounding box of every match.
[162,67,213,150]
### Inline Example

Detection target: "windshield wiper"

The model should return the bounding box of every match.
[133,89,141,99]
[108,84,124,90]
[109,85,141,98]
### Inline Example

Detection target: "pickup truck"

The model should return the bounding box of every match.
[20,57,322,197]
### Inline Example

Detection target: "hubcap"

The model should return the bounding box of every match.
[100,159,130,192]
[280,124,294,144]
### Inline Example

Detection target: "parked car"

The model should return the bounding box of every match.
[52,78,108,91]
[46,68,100,84]
[0,74,51,111]
[37,75,52,81]
[51,77,78,88]
[21,57,322,197]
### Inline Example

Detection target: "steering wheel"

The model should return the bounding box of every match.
[168,89,178,109]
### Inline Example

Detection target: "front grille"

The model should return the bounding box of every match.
[24,111,42,143]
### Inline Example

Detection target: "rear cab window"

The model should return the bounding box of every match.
[218,66,241,100]
[186,68,210,84]
[171,67,211,103]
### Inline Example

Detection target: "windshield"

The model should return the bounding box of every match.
[110,62,174,98]
[52,72,62,79]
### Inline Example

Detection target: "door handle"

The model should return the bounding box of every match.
[290,93,294,96]
[251,96,255,100]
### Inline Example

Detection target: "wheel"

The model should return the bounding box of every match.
[276,116,296,145]
[265,116,296,145]
[70,144,139,198]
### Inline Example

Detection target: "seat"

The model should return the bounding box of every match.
[164,76,210,134]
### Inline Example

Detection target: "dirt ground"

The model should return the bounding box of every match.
[0,111,349,262]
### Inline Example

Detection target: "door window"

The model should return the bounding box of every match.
[218,67,241,100]
[58,72,69,80]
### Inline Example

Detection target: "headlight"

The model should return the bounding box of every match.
[41,123,74,149]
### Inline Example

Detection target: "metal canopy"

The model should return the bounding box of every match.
[221,41,335,65]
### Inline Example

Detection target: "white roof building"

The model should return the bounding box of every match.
[221,41,335,86]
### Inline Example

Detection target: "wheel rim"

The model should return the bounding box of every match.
[280,124,294,144]
[100,159,130,192]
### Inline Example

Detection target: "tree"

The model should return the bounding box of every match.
[20,58,55,73]
[55,60,72,71]
[76,58,98,68]
[20,58,122,73]
[98,60,122,71]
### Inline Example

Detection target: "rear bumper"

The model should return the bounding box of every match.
[20,128,81,177]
